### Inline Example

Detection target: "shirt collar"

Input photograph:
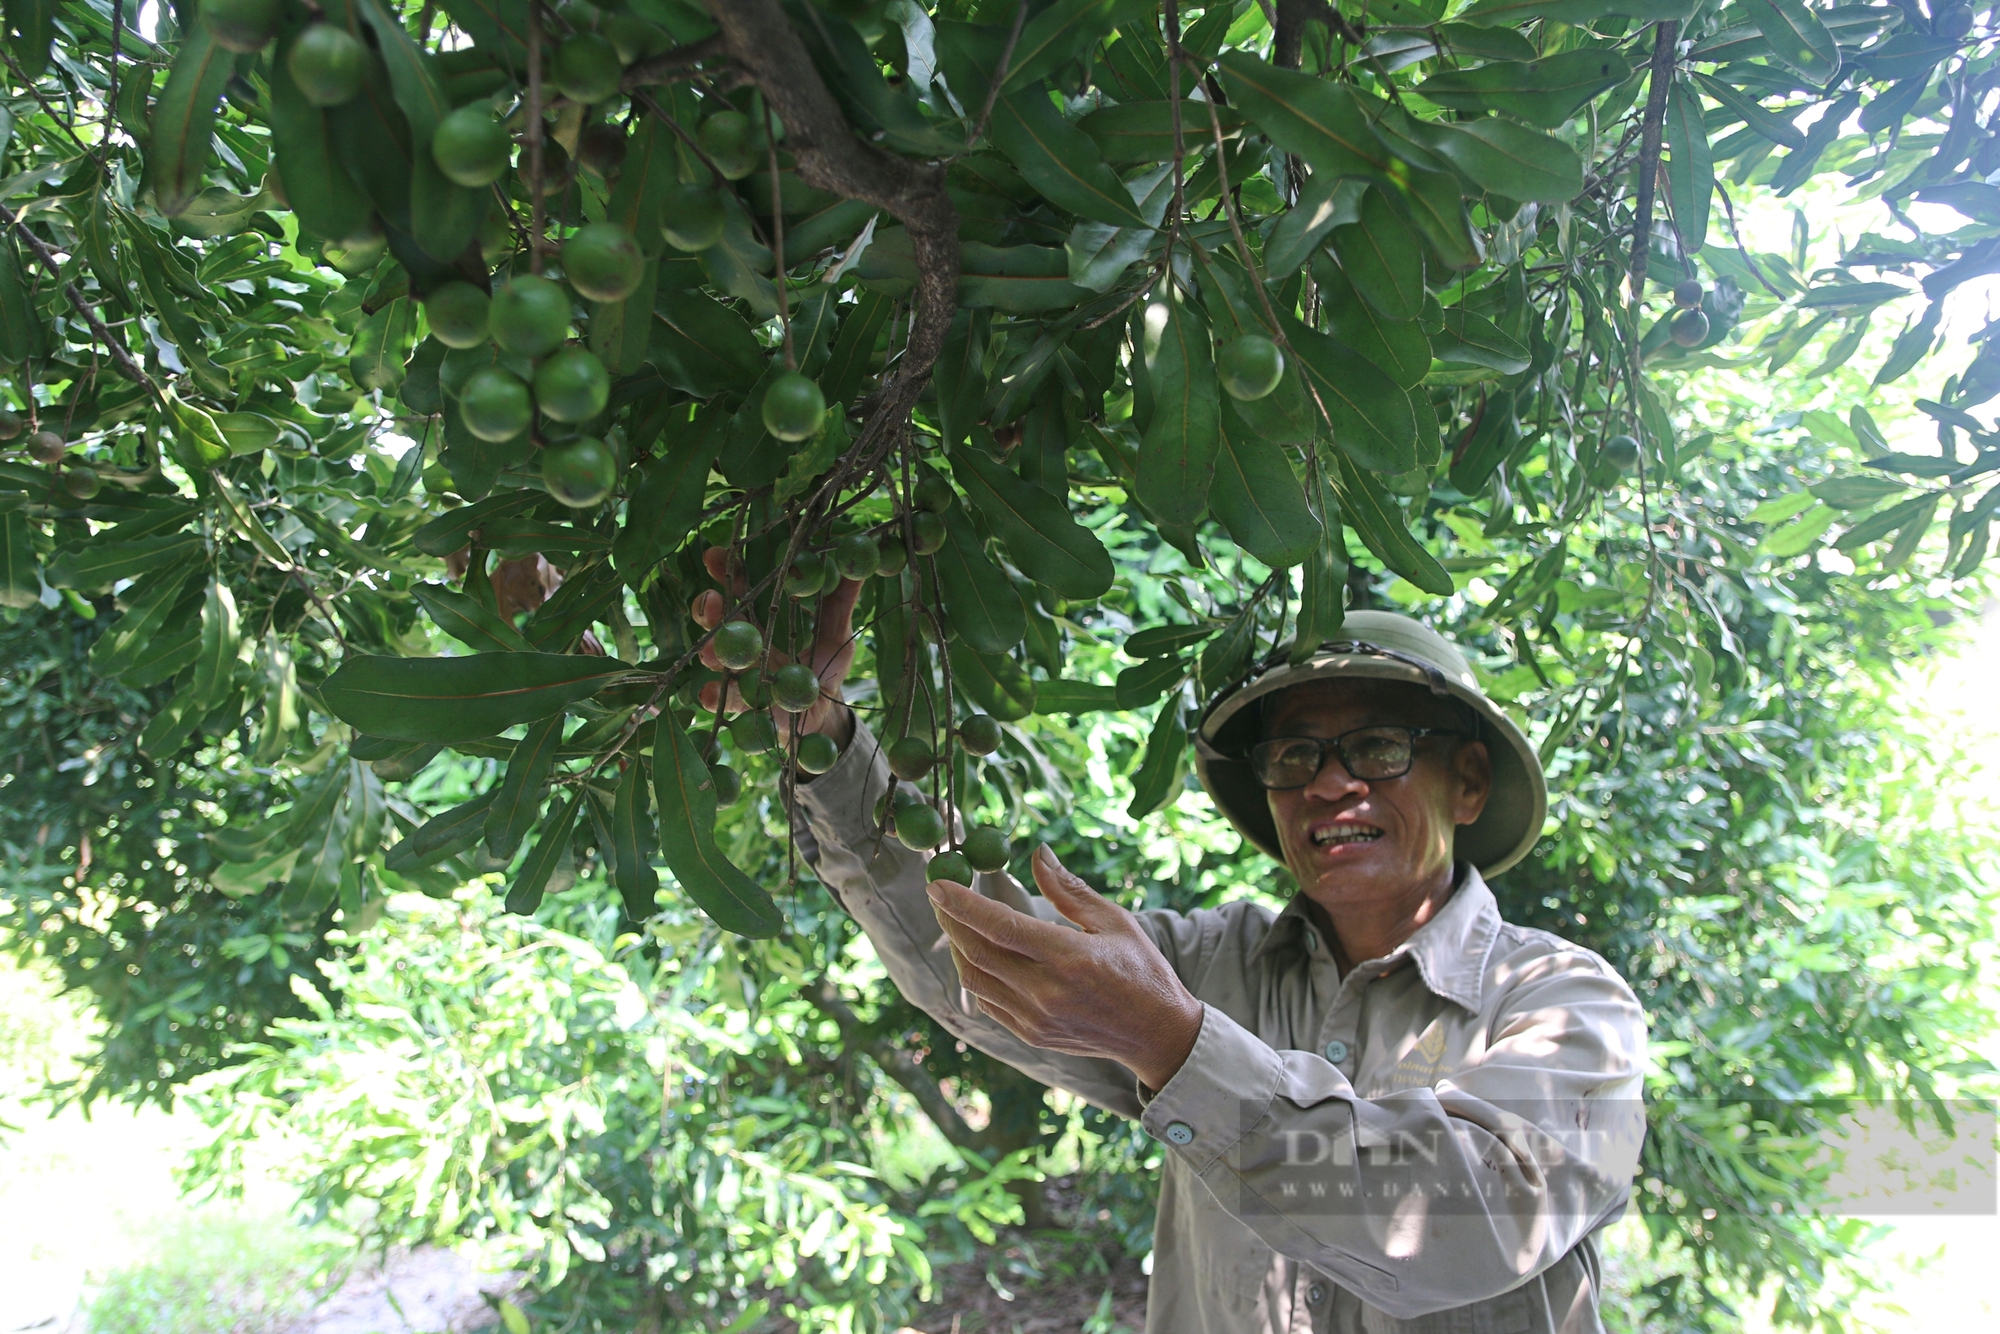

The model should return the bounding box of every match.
[1251,864,1501,1012]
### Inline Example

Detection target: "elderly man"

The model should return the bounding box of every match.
[749,601,1647,1333]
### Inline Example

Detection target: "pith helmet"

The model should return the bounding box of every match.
[1192,610,1547,877]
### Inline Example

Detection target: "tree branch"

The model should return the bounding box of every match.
[1628,21,1680,303]
[1273,0,1362,71]
[805,978,991,1154]
[620,34,728,90]
[0,201,160,405]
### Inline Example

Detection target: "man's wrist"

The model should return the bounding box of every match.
[1127,994,1205,1093]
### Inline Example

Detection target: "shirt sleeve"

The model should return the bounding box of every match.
[1135,951,1649,1317]
[796,716,1212,1120]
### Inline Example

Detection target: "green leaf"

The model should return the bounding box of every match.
[1456,0,1699,22]
[1004,0,1127,92]
[820,291,893,408]
[1745,0,1840,83]
[1874,300,1941,387]
[1114,652,1188,710]
[1691,72,1807,150]
[1264,174,1367,279]
[1198,608,1258,692]
[1077,100,1247,163]
[614,410,729,575]
[504,787,580,916]
[1433,307,1532,374]
[606,113,674,259]
[947,640,1038,721]
[1215,52,1394,181]
[934,309,989,454]
[1400,114,1585,204]
[45,533,202,593]
[1416,49,1634,129]
[1066,164,1172,293]
[1833,493,1940,552]
[190,579,242,714]
[1329,187,1426,321]
[267,25,374,242]
[1126,623,1216,658]
[652,712,784,937]
[1126,697,1187,820]
[950,448,1114,599]
[1137,294,1221,526]
[611,752,659,919]
[991,84,1150,229]
[144,24,233,218]
[485,713,566,860]
[349,297,416,392]
[932,503,1027,654]
[1290,473,1348,663]
[395,790,498,869]
[651,287,768,396]
[415,583,533,654]
[1664,82,1715,256]
[1327,451,1454,595]
[1314,255,1431,388]
[0,235,41,366]
[1281,314,1419,475]
[1032,678,1117,714]
[1810,476,1909,510]
[1757,503,1837,558]
[280,764,358,917]
[1387,163,1485,273]
[355,0,486,260]
[164,392,232,471]
[0,505,38,609]
[412,489,544,556]
[89,565,196,674]
[1211,404,1321,569]
[321,652,631,744]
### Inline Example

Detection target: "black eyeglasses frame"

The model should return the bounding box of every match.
[1247,726,1467,790]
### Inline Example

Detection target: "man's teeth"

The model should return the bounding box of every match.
[1313,826,1382,846]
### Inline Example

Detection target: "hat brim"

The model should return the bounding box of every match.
[1192,651,1547,877]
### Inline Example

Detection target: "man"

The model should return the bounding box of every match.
[714,594,1648,1332]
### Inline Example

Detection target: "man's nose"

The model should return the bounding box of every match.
[1302,752,1368,801]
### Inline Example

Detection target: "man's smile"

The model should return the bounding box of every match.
[1310,821,1384,847]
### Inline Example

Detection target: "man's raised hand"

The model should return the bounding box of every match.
[692,545,861,746]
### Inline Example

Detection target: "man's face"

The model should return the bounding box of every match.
[1263,679,1493,912]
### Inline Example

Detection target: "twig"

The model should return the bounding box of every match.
[621,35,728,91]
[0,50,93,157]
[527,0,547,273]
[766,101,794,368]
[1714,181,1785,297]
[1165,0,1186,273]
[1627,21,1680,303]
[966,2,1030,148]
[107,0,122,159]
[0,201,160,404]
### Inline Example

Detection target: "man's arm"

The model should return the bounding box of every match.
[793,710,1170,1118]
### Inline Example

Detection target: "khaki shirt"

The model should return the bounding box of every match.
[798,723,1649,1334]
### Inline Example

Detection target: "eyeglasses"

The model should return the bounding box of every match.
[1248,726,1463,790]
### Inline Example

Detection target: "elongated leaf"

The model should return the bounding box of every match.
[653,712,784,937]
[947,639,1038,721]
[1216,52,1394,181]
[1212,405,1321,569]
[356,0,485,260]
[485,713,566,859]
[281,764,357,917]
[269,27,373,242]
[321,652,630,743]
[652,287,768,396]
[1127,696,1187,820]
[87,565,194,674]
[934,309,988,453]
[1758,503,1837,558]
[1315,255,1430,388]
[1078,100,1247,162]
[612,753,659,919]
[1329,187,1426,321]
[1664,81,1713,254]
[190,579,241,713]
[505,787,580,915]
[0,236,40,365]
[991,83,1152,229]
[1290,474,1348,663]
[45,533,202,592]
[397,790,498,867]
[1434,308,1531,374]
[415,583,534,653]
[1137,295,1220,526]
[145,24,233,217]
[1691,72,1807,150]
[950,448,1113,598]
[1834,493,1940,551]
[1417,49,1633,129]
[1406,114,1584,204]
[932,504,1027,654]
[820,291,892,407]
[1458,0,1699,22]
[1389,163,1485,273]
[1328,452,1454,595]
[1126,624,1216,658]
[1265,174,1367,279]
[0,506,38,609]
[1746,0,1839,82]
[412,489,544,556]
[1114,652,1188,711]
[1003,0,1125,90]
[1282,315,1418,475]
[612,411,728,575]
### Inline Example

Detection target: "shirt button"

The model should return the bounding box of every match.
[1164,1121,1195,1146]
[1324,1039,1350,1063]
[1303,929,1319,955]
[1307,1283,1328,1305]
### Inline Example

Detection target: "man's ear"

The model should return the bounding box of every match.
[1453,740,1493,826]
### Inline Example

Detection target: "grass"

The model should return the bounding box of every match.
[84,1210,342,1334]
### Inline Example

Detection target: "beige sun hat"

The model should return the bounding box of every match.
[1191,610,1547,877]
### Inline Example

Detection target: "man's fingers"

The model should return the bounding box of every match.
[1030,845,1122,933]
[932,896,1042,976]
[927,877,1058,961]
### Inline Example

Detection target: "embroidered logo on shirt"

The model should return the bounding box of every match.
[1386,1021,1448,1090]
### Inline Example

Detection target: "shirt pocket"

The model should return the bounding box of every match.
[1358,1286,1536,1334]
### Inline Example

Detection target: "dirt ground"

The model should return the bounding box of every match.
[896,1247,1150,1333]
